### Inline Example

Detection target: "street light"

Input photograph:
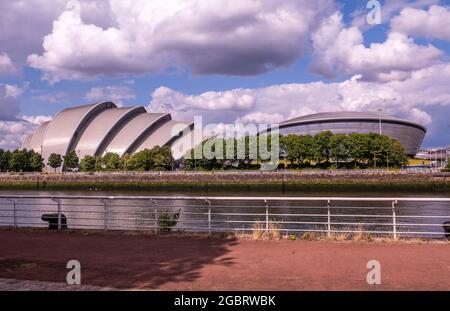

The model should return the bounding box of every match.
[377,108,383,135]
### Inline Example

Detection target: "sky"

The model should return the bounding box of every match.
[1,0,450,150]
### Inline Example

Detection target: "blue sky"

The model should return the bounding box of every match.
[1,0,450,149]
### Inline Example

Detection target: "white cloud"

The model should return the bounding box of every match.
[85,85,135,106]
[28,0,336,82]
[236,112,285,125]
[391,5,450,41]
[310,12,443,82]
[149,62,450,130]
[0,0,118,70]
[0,53,15,73]
[0,116,51,150]
[0,85,21,120]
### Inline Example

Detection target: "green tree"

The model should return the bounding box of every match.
[63,150,79,171]
[385,139,408,168]
[29,151,44,172]
[8,149,30,172]
[48,153,62,172]
[329,134,349,165]
[80,155,96,172]
[0,149,11,172]
[347,133,371,168]
[152,146,174,170]
[103,152,121,170]
[297,135,314,166]
[313,130,333,164]
[280,134,301,168]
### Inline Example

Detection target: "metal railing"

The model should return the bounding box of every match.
[0,195,449,239]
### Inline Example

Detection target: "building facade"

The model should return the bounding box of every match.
[21,102,199,170]
[278,111,426,156]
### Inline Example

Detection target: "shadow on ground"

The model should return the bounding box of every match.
[0,230,238,289]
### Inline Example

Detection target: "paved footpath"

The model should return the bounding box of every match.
[1,230,449,290]
[0,278,114,291]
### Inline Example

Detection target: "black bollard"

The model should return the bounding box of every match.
[41,213,68,230]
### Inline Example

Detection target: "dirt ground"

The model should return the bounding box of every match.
[0,230,449,290]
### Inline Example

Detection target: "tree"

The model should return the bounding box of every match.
[29,152,44,172]
[48,153,63,172]
[313,130,333,164]
[329,134,349,165]
[280,134,301,168]
[8,149,30,172]
[80,155,96,172]
[347,133,371,168]
[0,149,11,172]
[297,135,314,166]
[103,152,121,170]
[63,150,79,171]
[385,139,408,168]
[153,146,174,170]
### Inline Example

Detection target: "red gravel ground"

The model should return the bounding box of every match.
[0,230,449,290]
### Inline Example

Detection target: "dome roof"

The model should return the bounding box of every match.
[282,111,426,132]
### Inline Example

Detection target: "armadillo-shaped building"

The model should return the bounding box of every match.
[21,102,199,169]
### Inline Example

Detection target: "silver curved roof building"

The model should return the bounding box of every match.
[278,111,426,156]
[21,102,198,170]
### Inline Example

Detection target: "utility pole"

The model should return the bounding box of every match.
[377,108,383,135]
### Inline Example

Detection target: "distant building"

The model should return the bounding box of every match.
[21,102,200,170]
[416,147,449,168]
[277,111,427,156]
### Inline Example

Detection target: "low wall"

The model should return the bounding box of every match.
[0,171,449,191]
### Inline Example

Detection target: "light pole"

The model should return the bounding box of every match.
[377,108,383,135]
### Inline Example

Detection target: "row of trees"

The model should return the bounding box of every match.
[183,131,408,170]
[280,131,408,169]
[0,149,44,172]
[0,132,408,172]
[46,146,174,172]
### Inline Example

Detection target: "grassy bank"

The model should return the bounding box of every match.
[0,179,449,192]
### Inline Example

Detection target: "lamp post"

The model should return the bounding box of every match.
[377,108,383,135]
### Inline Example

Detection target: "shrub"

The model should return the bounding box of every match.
[158,209,180,232]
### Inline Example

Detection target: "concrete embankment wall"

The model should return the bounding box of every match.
[0,171,449,192]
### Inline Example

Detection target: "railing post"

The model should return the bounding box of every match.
[51,198,62,231]
[153,199,159,235]
[7,199,17,228]
[205,199,211,235]
[327,199,331,237]
[392,200,398,240]
[265,199,269,236]
[100,199,108,231]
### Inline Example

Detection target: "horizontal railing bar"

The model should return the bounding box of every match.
[1,195,450,202]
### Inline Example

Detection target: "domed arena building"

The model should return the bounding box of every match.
[21,102,198,170]
[278,111,426,156]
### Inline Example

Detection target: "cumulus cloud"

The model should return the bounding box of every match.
[391,5,450,41]
[0,84,51,150]
[0,85,21,120]
[85,85,136,106]
[149,62,450,130]
[0,116,51,150]
[0,0,118,69]
[0,53,15,73]
[28,0,335,82]
[310,12,443,82]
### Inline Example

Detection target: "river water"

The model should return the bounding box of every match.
[0,189,449,238]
